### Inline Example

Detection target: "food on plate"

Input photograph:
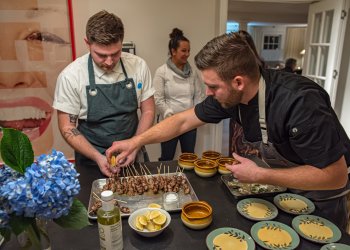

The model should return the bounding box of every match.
[299,219,333,240]
[257,225,292,248]
[102,173,190,196]
[280,198,308,213]
[227,180,283,195]
[244,202,270,219]
[213,233,248,250]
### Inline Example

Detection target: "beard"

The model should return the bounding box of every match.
[218,86,242,109]
[99,63,116,73]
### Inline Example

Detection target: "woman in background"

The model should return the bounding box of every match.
[153,28,205,161]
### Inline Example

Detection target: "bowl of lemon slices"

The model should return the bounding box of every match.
[128,207,171,237]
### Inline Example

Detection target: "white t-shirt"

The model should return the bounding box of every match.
[53,52,154,119]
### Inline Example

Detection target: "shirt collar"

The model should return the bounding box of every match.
[92,58,123,78]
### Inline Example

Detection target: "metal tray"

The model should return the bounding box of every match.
[88,172,198,219]
[221,174,287,199]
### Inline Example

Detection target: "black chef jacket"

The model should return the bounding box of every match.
[195,69,350,169]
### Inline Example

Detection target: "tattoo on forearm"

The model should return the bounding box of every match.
[69,114,78,124]
[71,128,81,136]
[63,128,81,140]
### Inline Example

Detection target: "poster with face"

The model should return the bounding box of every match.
[0,0,74,160]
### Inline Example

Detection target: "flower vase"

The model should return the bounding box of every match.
[17,218,51,250]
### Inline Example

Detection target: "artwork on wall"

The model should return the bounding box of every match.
[0,0,75,160]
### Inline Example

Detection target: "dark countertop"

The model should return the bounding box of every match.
[3,160,350,250]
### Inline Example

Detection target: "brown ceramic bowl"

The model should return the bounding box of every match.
[178,153,198,170]
[194,159,218,177]
[181,201,213,230]
[202,150,221,161]
[216,157,239,175]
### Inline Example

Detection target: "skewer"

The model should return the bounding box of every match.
[139,163,145,175]
[125,166,131,177]
[128,165,134,176]
[142,164,152,175]
[113,198,127,204]
[93,191,127,203]
[122,166,126,177]
[132,164,140,176]
[93,192,103,201]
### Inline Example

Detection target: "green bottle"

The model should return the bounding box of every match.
[97,190,123,250]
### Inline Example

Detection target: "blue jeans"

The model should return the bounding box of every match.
[159,129,197,161]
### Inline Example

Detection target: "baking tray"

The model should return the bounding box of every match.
[221,174,287,199]
[88,172,198,219]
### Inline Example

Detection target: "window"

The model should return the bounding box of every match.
[226,22,239,33]
[263,35,281,50]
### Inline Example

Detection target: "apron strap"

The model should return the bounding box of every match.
[88,55,98,96]
[120,59,129,79]
[258,77,268,144]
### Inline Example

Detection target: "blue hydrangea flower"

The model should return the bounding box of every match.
[0,149,81,227]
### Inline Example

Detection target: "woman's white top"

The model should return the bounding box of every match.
[153,63,205,121]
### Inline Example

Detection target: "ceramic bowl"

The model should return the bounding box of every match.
[178,153,198,170]
[181,201,213,230]
[202,150,221,161]
[128,207,171,237]
[194,159,218,177]
[216,157,239,175]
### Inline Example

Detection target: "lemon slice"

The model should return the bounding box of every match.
[150,210,161,220]
[154,224,162,230]
[135,217,144,231]
[146,221,156,231]
[138,215,148,226]
[145,211,151,222]
[148,203,162,209]
[153,213,166,226]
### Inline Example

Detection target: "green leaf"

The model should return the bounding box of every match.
[8,215,35,235]
[54,199,91,229]
[0,128,34,174]
[0,228,12,242]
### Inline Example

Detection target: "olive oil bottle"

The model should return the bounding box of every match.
[97,190,123,250]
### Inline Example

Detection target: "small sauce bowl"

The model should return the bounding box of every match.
[216,157,239,175]
[163,192,179,210]
[181,201,213,230]
[194,159,218,177]
[178,153,198,170]
[202,150,221,161]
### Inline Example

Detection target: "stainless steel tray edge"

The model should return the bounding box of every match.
[88,172,198,219]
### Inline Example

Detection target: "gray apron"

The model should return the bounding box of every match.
[239,77,348,230]
[75,55,149,166]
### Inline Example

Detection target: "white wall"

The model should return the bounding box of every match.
[71,0,228,160]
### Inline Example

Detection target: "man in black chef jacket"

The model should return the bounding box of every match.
[106,32,350,231]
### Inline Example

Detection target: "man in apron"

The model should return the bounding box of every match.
[106,32,350,231]
[53,10,155,176]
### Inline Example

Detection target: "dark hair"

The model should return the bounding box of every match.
[195,32,260,83]
[86,10,124,45]
[285,58,297,68]
[168,28,189,56]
